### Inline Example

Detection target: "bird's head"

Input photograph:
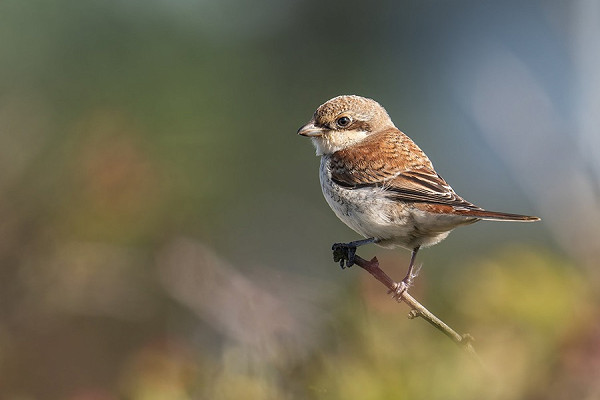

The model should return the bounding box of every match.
[297,95,395,156]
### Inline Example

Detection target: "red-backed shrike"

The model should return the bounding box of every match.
[298,95,539,289]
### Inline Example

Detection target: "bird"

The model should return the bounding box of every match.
[297,95,540,292]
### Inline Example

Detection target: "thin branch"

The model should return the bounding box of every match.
[352,254,484,367]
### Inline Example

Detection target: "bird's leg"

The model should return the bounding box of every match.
[332,238,376,269]
[393,246,421,297]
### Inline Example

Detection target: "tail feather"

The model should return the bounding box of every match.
[454,209,540,222]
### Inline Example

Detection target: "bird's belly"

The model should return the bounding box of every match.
[324,184,409,241]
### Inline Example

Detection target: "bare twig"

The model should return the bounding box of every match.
[352,254,484,366]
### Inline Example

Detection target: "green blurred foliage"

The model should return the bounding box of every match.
[0,1,598,399]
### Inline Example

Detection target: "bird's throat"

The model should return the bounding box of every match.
[312,130,369,156]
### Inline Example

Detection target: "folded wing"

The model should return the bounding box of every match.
[329,129,539,221]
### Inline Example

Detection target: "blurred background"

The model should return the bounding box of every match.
[1,0,599,399]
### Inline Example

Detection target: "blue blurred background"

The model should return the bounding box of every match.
[1,1,599,399]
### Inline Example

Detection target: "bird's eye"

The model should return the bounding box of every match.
[336,116,351,128]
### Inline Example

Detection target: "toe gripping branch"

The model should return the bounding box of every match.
[332,243,357,269]
[331,238,376,269]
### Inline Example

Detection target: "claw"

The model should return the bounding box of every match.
[389,281,409,300]
[332,242,356,269]
[331,238,375,269]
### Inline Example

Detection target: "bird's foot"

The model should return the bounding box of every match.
[332,242,357,269]
[390,264,421,300]
[390,280,409,300]
[332,238,376,269]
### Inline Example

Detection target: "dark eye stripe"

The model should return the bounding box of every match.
[347,120,372,132]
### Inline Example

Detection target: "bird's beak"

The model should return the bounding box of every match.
[297,122,325,137]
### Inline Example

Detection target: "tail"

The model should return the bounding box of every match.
[454,209,540,222]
